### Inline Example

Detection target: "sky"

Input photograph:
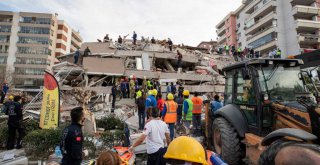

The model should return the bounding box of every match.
[0,0,242,46]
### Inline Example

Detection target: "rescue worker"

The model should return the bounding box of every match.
[125,77,130,98]
[191,92,203,137]
[145,89,157,119]
[182,90,193,129]
[129,76,136,99]
[276,48,281,58]
[74,48,80,64]
[211,95,223,113]
[129,107,170,165]
[142,76,148,92]
[60,107,88,165]
[136,92,146,130]
[147,79,153,90]
[164,136,208,165]
[225,45,229,55]
[157,93,165,117]
[6,95,24,149]
[162,93,178,140]
[2,95,13,113]
[120,79,126,98]
[237,47,242,59]
[175,94,184,125]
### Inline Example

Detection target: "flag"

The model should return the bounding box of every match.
[39,71,60,129]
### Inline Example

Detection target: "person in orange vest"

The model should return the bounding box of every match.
[162,93,178,140]
[191,92,203,137]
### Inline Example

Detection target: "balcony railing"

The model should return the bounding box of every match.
[298,33,320,42]
[247,26,274,41]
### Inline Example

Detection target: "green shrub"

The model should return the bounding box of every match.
[100,130,125,149]
[0,123,8,148]
[96,116,124,130]
[23,128,63,160]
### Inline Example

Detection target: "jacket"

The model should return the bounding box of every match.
[136,97,146,111]
[163,101,178,123]
[183,99,193,121]
[6,101,23,127]
[60,123,83,165]
[191,97,203,114]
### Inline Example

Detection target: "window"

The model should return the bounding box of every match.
[18,36,49,45]
[18,46,49,55]
[0,35,10,43]
[15,57,47,65]
[0,45,9,53]
[224,71,233,104]
[248,33,275,49]
[20,16,51,24]
[15,68,45,75]
[235,70,257,125]
[0,25,11,32]
[0,56,7,64]
[19,26,50,34]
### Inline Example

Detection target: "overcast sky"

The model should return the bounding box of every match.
[0,0,242,46]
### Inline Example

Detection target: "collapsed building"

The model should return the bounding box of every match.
[23,40,234,134]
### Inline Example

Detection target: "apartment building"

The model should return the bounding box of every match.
[216,12,237,47]
[0,11,82,91]
[217,0,320,57]
[55,20,82,57]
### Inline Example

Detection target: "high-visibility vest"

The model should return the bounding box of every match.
[136,90,142,99]
[191,97,203,114]
[147,80,152,87]
[237,48,242,52]
[182,99,193,121]
[225,45,229,50]
[164,101,178,124]
[277,50,281,55]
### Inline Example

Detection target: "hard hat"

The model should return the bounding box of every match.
[129,75,133,79]
[183,90,190,96]
[167,93,174,100]
[148,90,153,95]
[9,95,14,100]
[164,136,208,165]
[152,89,158,96]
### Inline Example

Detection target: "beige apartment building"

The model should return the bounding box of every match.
[217,0,320,57]
[0,11,82,91]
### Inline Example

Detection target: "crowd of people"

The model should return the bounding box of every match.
[217,44,283,61]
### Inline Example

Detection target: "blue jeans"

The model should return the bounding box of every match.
[138,110,145,130]
[168,123,175,140]
[192,114,201,136]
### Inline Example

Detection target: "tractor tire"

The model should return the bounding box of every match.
[212,117,243,165]
[258,140,320,165]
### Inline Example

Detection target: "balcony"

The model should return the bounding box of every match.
[216,20,226,29]
[244,0,261,14]
[296,19,320,32]
[246,12,276,35]
[254,39,277,52]
[216,27,226,37]
[291,0,316,6]
[245,0,276,24]
[298,33,320,45]
[247,26,275,43]
[217,34,227,44]
[293,5,320,19]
